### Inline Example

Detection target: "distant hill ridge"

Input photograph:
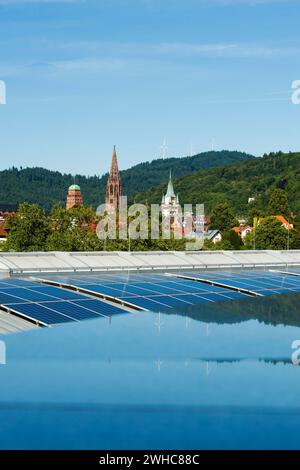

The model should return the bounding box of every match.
[0,150,252,211]
[134,151,300,216]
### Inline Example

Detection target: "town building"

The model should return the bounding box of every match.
[273,215,293,231]
[105,146,122,211]
[0,209,15,243]
[66,184,84,210]
[204,229,222,244]
[232,225,253,240]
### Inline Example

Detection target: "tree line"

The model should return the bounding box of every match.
[0,151,252,211]
[1,187,299,252]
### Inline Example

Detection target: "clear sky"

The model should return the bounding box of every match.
[0,0,299,176]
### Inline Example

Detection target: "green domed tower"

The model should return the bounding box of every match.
[66,184,84,209]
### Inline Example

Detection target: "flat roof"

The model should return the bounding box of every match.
[0,250,299,275]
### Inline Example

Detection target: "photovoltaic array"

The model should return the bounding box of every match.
[0,269,299,326]
[0,278,128,325]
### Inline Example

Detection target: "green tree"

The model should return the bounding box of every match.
[46,227,102,252]
[254,217,288,250]
[268,189,290,219]
[222,230,243,250]
[247,203,264,227]
[210,202,239,232]
[4,203,49,251]
[243,230,255,250]
[290,230,300,249]
[47,206,101,251]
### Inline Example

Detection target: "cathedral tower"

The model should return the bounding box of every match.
[105,146,122,210]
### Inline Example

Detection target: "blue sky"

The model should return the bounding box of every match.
[0,0,299,176]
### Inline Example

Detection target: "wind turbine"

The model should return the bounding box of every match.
[160,138,168,159]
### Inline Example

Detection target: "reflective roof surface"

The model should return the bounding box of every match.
[1,290,300,449]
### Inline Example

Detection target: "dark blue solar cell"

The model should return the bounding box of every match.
[6,279,39,287]
[97,282,127,290]
[79,284,123,298]
[254,289,280,296]
[234,282,273,290]
[150,281,193,293]
[171,280,213,291]
[0,291,24,304]
[211,279,257,290]
[219,291,248,299]
[120,284,160,295]
[44,301,102,321]
[31,286,88,300]
[75,299,128,316]
[149,295,193,307]
[280,279,300,286]
[143,282,184,294]
[272,288,298,294]
[180,295,209,305]
[79,283,151,298]
[0,281,17,288]
[7,302,74,325]
[194,293,221,302]
[0,288,57,303]
[130,282,178,294]
[288,286,300,291]
[185,281,235,294]
[122,296,171,311]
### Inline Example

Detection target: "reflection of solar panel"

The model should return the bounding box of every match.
[0,280,129,326]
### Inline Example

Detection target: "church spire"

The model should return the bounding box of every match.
[166,169,176,199]
[161,168,181,221]
[105,146,122,210]
[110,145,119,177]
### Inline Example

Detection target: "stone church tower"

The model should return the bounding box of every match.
[105,146,122,210]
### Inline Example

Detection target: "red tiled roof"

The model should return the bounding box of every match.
[274,215,293,230]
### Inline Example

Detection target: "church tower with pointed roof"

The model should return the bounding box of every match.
[161,170,181,218]
[105,146,122,211]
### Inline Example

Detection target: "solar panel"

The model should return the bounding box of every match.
[7,302,75,325]
[180,270,300,297]
[37,271,251,312]
[0,292,24,305]
[122,296,172,310]
[0,278,129,325]
[0,286,91,304]
[10,268,298,320]
[75,299,129,317]
[32,285,88,300]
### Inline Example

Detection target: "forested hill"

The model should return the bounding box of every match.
[134,151,300,216]
[0,150,252,211]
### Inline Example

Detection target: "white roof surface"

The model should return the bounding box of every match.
[0,310,37,335]
[0,250,299,274]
